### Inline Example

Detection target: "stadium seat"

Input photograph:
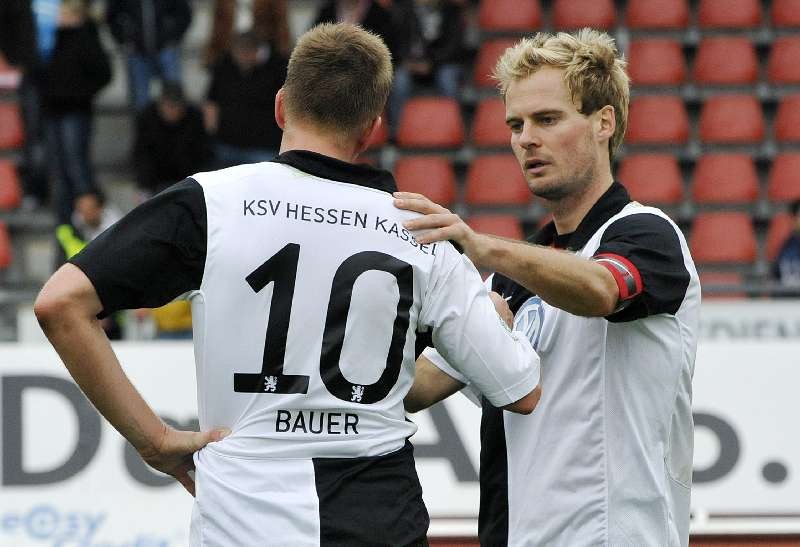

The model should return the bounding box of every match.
[467,214,524,240]
[465,154,530,205]
[552,0,615,30]
[774,95,800,143]
[627,39,686,86]
[699,95,764,143]
[692,154,759,204]
[766,212,795,261]
[393,156,457,206]
[0,222,11,269]
[617,154,684,205]
[397,97,464,148]
[473,39,517,88]
[626,0,689,29]
[690,212,757,264]
[479,0,542,31]
[626,96,689,144]
[0,161,22,210]
[772,0,800,27]
[472,98,509,147]
[699,271,746,299]
[698,0,761,28]
[692,38,757,85]
[0,102,24,150]
[768,153,800,202]
[768,37,800,84]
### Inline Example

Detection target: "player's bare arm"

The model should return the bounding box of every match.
[34,263,228,496]
[395,192,619,317]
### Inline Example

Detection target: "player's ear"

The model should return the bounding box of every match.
[354,116,382,157]
[595,105,615,143]
[274,87,286,130]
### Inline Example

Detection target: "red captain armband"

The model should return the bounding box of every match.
[592,253,644,310]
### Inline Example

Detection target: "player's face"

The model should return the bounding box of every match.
[505,67,599,203]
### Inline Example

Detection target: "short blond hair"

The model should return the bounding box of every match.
[493,29,630,161]
[283,23,393,143]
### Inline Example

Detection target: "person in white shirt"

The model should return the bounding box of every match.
[33,23,541,546]
[398,29,700,547]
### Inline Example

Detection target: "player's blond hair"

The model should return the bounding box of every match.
[283,23,393,144]
[493,29,630,161]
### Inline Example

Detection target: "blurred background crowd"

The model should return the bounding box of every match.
[0,0,799,341]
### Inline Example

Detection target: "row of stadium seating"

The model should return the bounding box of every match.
[478,0,800,32]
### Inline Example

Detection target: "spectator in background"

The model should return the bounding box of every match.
[39,0,111,225]
[106,0,192,112]
[56,189,123,338]
[773,199,800,295]
[133,82,210,197]
[205,0,291,67]
[0,0,49,209]
[388,0,468,131]
[204,31,287,168]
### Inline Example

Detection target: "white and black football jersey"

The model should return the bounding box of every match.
[426,183,700,547]
[70,151,540,546]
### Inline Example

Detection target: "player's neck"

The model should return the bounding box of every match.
[550,174,614,235]
[279,126,359,164]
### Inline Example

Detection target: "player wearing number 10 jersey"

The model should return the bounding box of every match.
[34,23,541,546]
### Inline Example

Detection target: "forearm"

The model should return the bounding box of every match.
[405,356,464,412]
[35,266,167,455]
[475,235,619,317]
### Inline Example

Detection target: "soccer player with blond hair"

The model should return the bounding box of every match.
[399,29,700,546]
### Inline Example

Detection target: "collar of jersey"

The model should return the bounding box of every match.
[272,150,398,194]
[533,181,632,251]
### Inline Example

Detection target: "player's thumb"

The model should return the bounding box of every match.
[193,427,231,449]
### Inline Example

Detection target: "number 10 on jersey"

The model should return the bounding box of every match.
[233,243,414,405]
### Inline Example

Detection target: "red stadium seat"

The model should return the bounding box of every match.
[627,39,686,86]
[690,212,757,264]
[473,39,517,88]
[472,98,509,147]
[465,154,530,206]
[693,38,757,85]
[0,222,11,269]
[552,0,615,30]
[0,102,24,150]
[479,0,542,31]
[699,95,764,143]
[626,96,689,144]
[626,0,689,29]
[467,214,524,240]
[766,212,795,261]
[772,0,800,27]
[699,271,746,299]
[397,97,464,149]
[692,154,759,204]
[394,156,457,206]
[768,37,800,84]
[698,0,761,28]
[617,154,684,205]
[775,95,800,143]
[768,153,800,202]
[0,161,22,210]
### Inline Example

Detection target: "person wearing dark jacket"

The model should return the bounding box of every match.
[134,82,211,196]
[773,200,800,297]
[106,0,192,111]
[204,32,287,168]
[39,0,111,224]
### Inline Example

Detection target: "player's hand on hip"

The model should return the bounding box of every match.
[489,291,514,328]
[138,425,230,497]
[394,192,484,261]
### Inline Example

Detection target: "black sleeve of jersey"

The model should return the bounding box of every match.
[69,178,207,318]
[595,213,690,323]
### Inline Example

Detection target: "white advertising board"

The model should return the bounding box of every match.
[2,307,800,544]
